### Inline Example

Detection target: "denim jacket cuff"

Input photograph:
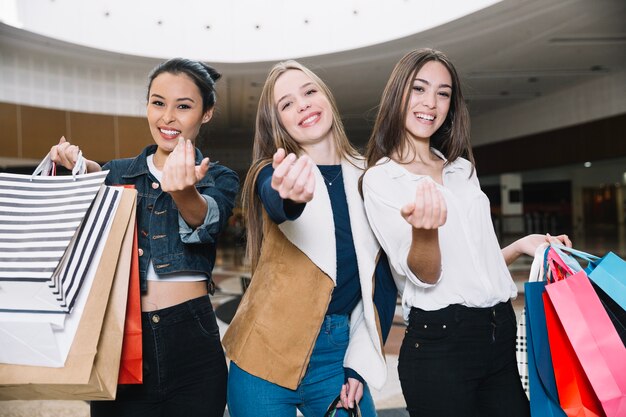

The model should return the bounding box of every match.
[178,194,220,243]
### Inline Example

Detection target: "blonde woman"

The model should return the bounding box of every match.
[222,61,396,417]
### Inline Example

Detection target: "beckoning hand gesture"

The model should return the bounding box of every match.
[161,137,210,193]
[270,148,315,204]
[400,178,447,230]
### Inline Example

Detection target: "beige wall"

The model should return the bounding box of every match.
[0,102,151,163]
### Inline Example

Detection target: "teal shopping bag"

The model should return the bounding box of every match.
[588,252,626,311]
[526,280,566,417]
[524,246,566,417]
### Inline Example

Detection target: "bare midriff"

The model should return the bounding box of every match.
[141,280,208,311]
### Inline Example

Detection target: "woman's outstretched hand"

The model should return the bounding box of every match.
[161,137,210,193]
[270,148,315,203]
[401,179,447,230]
[502,233,573,265]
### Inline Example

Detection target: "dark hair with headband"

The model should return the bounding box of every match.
[147,58,221,112]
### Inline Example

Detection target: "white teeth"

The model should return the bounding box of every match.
[416,113,434,121]
[160,128,180,135]
[301,114,318,125]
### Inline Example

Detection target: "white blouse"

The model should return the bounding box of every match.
[362,154,517,320]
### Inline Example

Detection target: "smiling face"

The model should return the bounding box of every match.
[404,60,453,143]
[146,72,212,161]
[273,69,334,148]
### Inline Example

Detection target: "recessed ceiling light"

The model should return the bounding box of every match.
[255,24,261,30]
[584,161,592,168]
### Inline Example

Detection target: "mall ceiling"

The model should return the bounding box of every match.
[1,0,625,152]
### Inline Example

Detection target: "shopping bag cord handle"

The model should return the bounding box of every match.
[31,151,86,180]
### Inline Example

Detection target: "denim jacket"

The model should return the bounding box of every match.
[103,145,239,292]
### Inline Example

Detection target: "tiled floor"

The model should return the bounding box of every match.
[1,233,619,416]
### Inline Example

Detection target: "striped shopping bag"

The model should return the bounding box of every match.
[0,152,108,313]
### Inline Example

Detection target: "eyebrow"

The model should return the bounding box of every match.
[150,93,196,103]
[276,82,316,105]
[414,78,452,89]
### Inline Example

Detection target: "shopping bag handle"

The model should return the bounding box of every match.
[31,151,87,180]
[323,396,361,417]
[547,248,574,281]
[549,244,599,272]
[528,243,548,283]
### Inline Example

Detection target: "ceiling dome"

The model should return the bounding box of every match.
[0,0,500,62]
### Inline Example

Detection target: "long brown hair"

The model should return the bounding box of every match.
[364,48,473,169]
[242,60,359,272]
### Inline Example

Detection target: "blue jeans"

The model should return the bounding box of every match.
[398,301,529,417]
[91,295,227,417]
[227,314,376,417]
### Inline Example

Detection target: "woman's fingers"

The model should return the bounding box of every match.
[272,148,286,169]
[50,137,80,170]
[546,233,572,248]
[162,138,201,191]
[345,379,362,409]
[291,158,312,195]
[280,155,308,194]
[184,139,196,182]
[271,154,315,203]
[402,179,446,229]
[339,383,349,409]
[303,166,316,199]
[195,157,211,181]
[271,153,296,190]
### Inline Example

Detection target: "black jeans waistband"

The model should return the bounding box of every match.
[142,295,213,328]
[409,300,513,323]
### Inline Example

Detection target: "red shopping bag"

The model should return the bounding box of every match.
[543,292,604,417]
[545,248,626,417]
[117,186,142,384]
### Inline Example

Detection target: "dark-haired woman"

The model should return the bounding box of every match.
[361,48,570,417]
[51,58,239,417]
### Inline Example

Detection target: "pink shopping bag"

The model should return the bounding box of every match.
[545,267,626,417]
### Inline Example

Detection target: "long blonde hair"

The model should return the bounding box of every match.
[242,60,359,272]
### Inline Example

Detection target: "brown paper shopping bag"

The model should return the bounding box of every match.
[0,187,137,400]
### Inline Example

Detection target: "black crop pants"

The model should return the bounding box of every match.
[398,300,530,417]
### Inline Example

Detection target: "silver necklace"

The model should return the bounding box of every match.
[321,168,342,186]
